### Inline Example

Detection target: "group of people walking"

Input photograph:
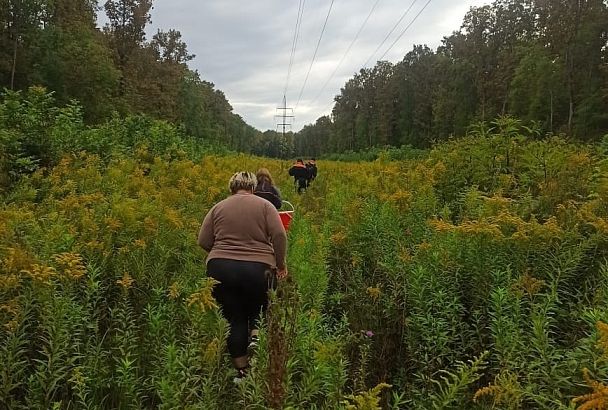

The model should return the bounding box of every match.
[197,160,317,383]
[288,158,317,194]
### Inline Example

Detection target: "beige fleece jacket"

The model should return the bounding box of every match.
[198,193,287,269]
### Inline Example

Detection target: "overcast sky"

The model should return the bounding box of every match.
[141,0,489,132]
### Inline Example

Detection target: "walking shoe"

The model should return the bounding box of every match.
[248,334,259,351]
[233,367,248,385]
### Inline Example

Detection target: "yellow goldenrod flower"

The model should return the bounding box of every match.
[22,264,56,284]
[53,253,86,280]
[597,321,608,360]
[330,231,347,245]
[416,241,432,251]
[202,338,221,366]
[511,272,545,298]
[164,208,184,229]
[168,282,180,299]
[473,371,522,406]
[186,278,219,312]
[366,286,381,301]
[457,220,504,238]
[350,254,362,268]
[397,247,412,263]
[1,247,33,274]
[573,368,608,410]
[0,273,20,292]
[105,216,123,232]
[428,218,454,233]
[144,216,159,234]
[473,384,502,402]
[343,383,391,410]
[116,272,135,289]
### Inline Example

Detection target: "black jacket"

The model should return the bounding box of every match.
[254,183,282,209]
[306,163,317,180]
[289,164,309,181]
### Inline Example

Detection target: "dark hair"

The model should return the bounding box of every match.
[296,158,303,163]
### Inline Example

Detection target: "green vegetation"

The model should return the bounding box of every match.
[1,0,608,408]
[1,95,608,409]
[3,0,606,160]
[294,0,608,156]
[0,0,258,151]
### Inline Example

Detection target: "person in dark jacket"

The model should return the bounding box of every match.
[254,168,282,209]
[288,159,309,194]
[305,159,318,187]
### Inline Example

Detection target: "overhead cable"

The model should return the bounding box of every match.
[309,0,382,105]
[294,0,336,110]
[284,0,306,97]
[361,0,418,68]
[377,0,433,61]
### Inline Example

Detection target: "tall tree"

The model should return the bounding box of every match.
[0,0,48,89]
[150,29,193,64]
[297,0,608,154]
[103,0,152,94]
[31,0,119,121]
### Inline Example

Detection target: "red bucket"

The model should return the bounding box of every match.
[278,201,295,231]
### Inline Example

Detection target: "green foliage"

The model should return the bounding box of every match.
[1,4,608,406]
[0,87,231,191]
[322,145,426,162]
[0,0,261,156]
[1,119,608,407]
[426,352,488,409]
[296,0,608,155]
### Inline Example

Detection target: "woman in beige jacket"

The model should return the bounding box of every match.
[198,171,288,381]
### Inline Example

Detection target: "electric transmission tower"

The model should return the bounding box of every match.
[275,95,294,136]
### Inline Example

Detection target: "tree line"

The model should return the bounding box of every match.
[3,0,606,159]
[294,0,608,157]
[0,0,259,151]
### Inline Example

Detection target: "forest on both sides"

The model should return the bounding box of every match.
[2,0,607,160]
[2,0,608,409]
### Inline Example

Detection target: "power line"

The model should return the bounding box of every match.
[301,97,336,131]
[294,0,336,110]
[284,0,304,95]
[284,0,306,97]
[301,0,435,130]
[377,0,433,61]
[362,0,418,68]
[308,0,433,129]
[309,0,382,106]
[277,0,304,133]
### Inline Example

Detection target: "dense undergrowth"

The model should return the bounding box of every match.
[1,93,608,409]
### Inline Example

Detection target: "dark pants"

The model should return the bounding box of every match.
[207,258,274,358]
[296,177,307,194]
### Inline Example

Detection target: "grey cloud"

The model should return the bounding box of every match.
[147,0,489,131]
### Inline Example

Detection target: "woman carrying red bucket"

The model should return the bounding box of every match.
[254,168,295,231]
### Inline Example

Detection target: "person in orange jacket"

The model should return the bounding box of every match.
[288,159,309,194]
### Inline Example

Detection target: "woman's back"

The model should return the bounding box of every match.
[199,194,285,267]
